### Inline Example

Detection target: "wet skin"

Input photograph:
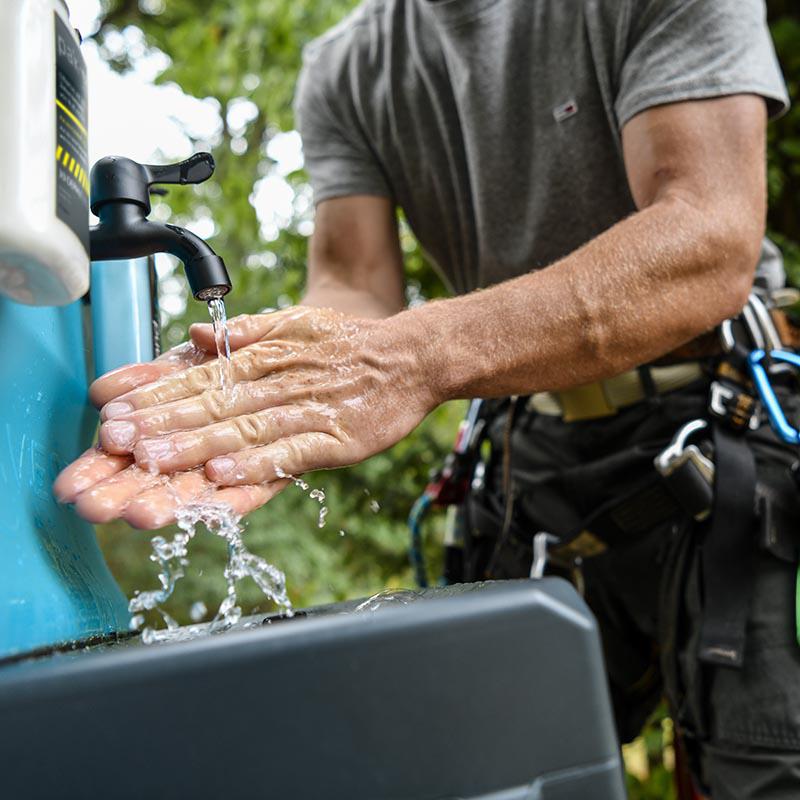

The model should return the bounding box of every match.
[53,343,290,527]
[55,94,769,528]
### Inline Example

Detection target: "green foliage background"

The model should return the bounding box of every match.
[89,1,800,796]
[93,0,458,622]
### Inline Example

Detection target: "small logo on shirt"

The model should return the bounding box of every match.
[553,99,579,123]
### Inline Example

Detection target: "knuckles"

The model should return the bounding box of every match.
[200,390,227,421]
[233,413,268,445]
[183,363,216,394]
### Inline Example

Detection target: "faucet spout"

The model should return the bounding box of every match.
[88,154,232,301]
[90,204,231,300]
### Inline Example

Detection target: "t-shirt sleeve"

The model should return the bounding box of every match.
[615,0,789,129]
[293,45,393,205]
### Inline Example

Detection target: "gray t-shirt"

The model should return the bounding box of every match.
[294,0,789,295]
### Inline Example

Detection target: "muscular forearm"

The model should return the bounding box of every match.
[395,194,762,402]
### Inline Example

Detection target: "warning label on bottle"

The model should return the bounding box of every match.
[55,12,89,255]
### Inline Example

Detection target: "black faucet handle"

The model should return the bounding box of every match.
[90,153,216,215]
[145,153,215,189]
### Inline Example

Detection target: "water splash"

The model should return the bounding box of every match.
[207,297,233,393]
[129,501,292,644]
[355,589,417,613]
[309,488,328,528]
[275,466,329,528]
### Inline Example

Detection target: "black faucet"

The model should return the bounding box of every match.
[89,153,232,300]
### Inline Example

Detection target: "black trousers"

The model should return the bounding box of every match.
[465,381,800,799]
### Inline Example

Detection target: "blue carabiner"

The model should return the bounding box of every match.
[747,349,800,445]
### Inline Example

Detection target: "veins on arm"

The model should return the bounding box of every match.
[399,94,770,401]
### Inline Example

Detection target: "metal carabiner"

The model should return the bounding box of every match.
[747,294,783,353]
[720,292,784,356]
[654,419,715,520]
[747,348,800,445]
[654,419,713,476]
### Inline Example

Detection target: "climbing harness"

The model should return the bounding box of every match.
[650,290,800,666]
[409,290,800,664]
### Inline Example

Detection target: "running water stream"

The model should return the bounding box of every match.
[207,297,233,393]
[128,298,381,642]
[128,297,293,643]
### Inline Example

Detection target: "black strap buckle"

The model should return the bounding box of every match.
[708,380,759,433]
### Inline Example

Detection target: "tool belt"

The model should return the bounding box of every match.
[409,290,800,669]
[528,309,800,423]
[529,363,704,422]
[420,294,800,671]
[532,296,800,669]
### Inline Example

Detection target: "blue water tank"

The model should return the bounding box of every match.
[0,295,130,659]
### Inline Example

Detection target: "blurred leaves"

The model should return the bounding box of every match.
[91,0,453,617]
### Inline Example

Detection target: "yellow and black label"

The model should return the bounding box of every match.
[55,12,89,255]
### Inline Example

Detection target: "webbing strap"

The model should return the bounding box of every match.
[697,424,757,668]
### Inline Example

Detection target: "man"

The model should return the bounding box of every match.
[56,0,800,796]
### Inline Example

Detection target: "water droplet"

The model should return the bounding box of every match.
[189,601,207,622]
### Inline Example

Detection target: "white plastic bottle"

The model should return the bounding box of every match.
[0,0,89,306]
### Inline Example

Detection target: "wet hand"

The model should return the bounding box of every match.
[55,341,286,529]
[94,307,436,485]
[54,447,288,529]
[88,340,212,410]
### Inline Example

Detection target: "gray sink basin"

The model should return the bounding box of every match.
[0,578,625,800]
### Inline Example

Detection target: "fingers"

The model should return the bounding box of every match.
[101,307,338,417]
[73,465,164,524]
[98,342,281,415]
[64,460,287,529]
[53,448,133,503]
[190,312,279,353]
[97,376,327,453]
[124,478,287,530]
[122,469,213,529]
[91,343,211,411]
[210,480,288,517]
[131,406,343,474]
[206,432,346,485]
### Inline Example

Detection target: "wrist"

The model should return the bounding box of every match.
[383,300,463,410]
[378,303,450,411]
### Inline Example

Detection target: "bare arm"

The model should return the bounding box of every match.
[62,94,772,520]
[403,94,767,399]
[302,195,406,318]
